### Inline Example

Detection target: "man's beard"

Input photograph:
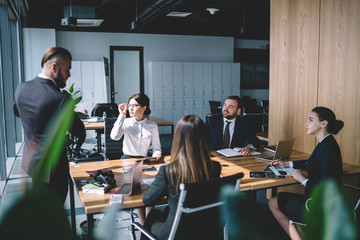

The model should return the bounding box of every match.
[223,111,237,120]
[54,75,66,89]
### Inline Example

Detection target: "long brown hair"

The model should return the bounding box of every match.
[168,115,215,192]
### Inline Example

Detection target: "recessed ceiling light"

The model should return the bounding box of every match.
[206,8,219,15]
[166,11,192,17]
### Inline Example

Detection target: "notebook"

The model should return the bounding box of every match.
[113,160,143,196]
[255,138,295,162]
[217,147,261,158]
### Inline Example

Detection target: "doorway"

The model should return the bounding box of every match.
[110,46,144,104]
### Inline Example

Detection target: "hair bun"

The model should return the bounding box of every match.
[330,120,344,134]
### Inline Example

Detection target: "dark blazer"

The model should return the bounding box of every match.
[142,161,222,240]
[293,134,342,196]
[206,114,260,150]
[13,76,85,203]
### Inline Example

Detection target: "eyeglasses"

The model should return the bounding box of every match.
[223,103,236,110]
[128,104,140,108]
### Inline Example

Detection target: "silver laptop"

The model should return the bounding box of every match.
[255,138,295,162]
[114,160,143,195]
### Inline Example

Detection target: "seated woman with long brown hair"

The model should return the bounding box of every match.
[141,114,222,240]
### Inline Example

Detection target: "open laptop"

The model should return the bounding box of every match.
[113,160,143,195]
[255,138,295,162]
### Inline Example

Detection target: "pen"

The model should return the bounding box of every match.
[271,158,282,166]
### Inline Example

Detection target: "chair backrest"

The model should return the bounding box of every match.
[103,117,123,160]
[209,101,222,114]
[92,103,119,117]
[168,172,244,240]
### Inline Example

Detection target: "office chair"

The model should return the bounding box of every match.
[260,100,269,132]
[102,117,124,160]
[209,101,222,114]
[131,172,244,240]
[91,103,119,117]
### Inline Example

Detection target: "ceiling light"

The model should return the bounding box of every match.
[167,11,192,17]
[206,8,219,15]
[61,18,103,27]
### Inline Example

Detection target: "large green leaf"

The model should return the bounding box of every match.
[31,98,75,185]
[304,179,357,240]
[0,188,76,240]
[69,82,74,93]
[220,185,268,239]
[74,96,82,105]
[0,98,77,239]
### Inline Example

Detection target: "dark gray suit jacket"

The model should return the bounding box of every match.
[206,114,260,151]
[293,134,342,196]
[13,76,85,203]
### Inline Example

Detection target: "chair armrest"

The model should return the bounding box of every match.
[343,184,360,191]
[131,222,159,240]
[100,152,109,161]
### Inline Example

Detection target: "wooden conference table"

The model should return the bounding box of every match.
[83,116,174,154]
[68,150,360,235]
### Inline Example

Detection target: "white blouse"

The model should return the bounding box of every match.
[110,112,162,157]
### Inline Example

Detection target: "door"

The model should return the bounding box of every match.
[110,46,144,104]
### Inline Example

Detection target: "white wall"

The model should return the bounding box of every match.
[55,31,234,94]
[22,28,56,81]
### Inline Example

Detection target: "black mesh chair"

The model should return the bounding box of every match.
[209,101,222,114]
[132,172,244,240]
[102,117,124,160]
[261,100,269,132]
[91,103,119,118]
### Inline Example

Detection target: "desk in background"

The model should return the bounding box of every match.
[256,132,268,143]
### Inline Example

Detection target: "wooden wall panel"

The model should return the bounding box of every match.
[269,0,320,153]
[318,0,360,165]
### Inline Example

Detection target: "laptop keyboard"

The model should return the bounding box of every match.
[115,183,131,194]
[260,154,274,159]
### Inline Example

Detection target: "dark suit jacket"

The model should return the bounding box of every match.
[142,161,221,240]
[206,114,260,151]
[13,76,85,203]
[293,134,342,196]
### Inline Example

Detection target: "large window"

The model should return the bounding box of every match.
[234,48,269,89]
[0,0,25,194]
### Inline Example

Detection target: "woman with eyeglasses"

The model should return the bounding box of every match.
[110,93,162,161]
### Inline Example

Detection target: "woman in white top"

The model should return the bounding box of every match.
[110,93,162,161]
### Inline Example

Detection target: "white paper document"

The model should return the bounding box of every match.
[143,178,155,187]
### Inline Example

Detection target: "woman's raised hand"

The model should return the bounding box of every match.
[118,103,127,115]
